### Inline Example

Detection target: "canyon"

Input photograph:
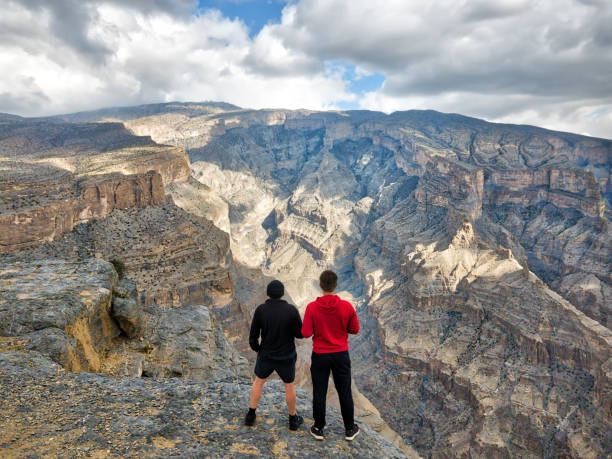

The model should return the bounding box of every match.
[1,103,610,457]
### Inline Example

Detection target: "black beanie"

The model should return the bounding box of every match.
[266,280,284,299]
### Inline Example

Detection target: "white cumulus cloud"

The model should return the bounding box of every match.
[0,0,611,137]
[0,0,354,115]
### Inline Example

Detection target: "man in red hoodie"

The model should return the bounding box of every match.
[301,270,360,441]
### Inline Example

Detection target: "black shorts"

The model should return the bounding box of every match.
[254,354,296,383]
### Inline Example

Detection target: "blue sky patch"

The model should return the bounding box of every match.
[197,0,287,37]
[326,60,386,110]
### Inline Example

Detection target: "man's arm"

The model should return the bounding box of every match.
[293,307,303,339]
[301,305,313,339]
[347,306,360,335]
[248,308,261,352]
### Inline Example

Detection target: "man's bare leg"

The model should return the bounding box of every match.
[284,381,297,416]
[249,376,266,409]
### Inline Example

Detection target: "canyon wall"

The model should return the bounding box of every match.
[0,117,190,252]
[0,116,249,384]
[101,103,612,458]
[2,103,610,457]
[0,169,164,252]
[0,108,411,457]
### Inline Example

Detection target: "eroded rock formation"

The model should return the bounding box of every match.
[0,258,247,379]
[2,102,610,457]
[0,168,165,252]
[0,116,190,252]
[0,110,252,385]
[83,102,611,458]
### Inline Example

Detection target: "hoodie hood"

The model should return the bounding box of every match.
[315,295,340,312]
[301,294,360,353]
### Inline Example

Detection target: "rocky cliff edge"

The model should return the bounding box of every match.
[0,351,407,458]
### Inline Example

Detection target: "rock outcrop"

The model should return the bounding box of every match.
[10,202,234,308]
[0,258,247,380]
[1,107,251,382]
[0,116,190,253]
[0,258,121,372]
[0,167,164,252]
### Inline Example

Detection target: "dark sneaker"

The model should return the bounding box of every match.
[289,414,303,431]
[244,410,256,426]
[310,425,324,440]
[345,424,360,441]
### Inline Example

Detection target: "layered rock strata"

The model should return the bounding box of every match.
[0,117,190,185]
[0,167,164,252]
[111,104,610,320]
[353,202,612,457]
[3,103,610,457]
[86,103,612,458]
[0,116,190,253]
[9,202,234,308]
[1,110,251,383]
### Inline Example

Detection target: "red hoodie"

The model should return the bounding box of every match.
[301,295,360,353]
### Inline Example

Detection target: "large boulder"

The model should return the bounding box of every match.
[0,258,120,372]
[134,304,249,380]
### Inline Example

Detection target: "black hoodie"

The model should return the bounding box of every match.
[249,298,303,359]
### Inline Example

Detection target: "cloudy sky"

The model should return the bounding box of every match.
[1,0,611,138]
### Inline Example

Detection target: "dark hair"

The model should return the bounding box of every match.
[319,270,338,292]
[266,280,284,299]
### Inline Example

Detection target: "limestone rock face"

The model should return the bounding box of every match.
[100,103,611,458]
[0,258,247,381]
[11,202,233,308]
[0,168,164,252]
[352,201,612,457]
[557,273,611,327]
[166,176,230,233]
[487,168,604,217]
[0,351,408,458]
[115,105,610,310]
[0,258,120,372]
[118,303,248,380]
[0,116,190,253]
[1,110,250,386]
[1,159,249,397]
[111,296,141,339]
[0,117,190,185]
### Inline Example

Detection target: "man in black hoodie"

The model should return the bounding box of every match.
[245,280,304,431]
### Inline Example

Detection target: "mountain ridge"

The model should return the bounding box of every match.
[2,100,604,140]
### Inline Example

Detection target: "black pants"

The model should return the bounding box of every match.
[310,350,354,430]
